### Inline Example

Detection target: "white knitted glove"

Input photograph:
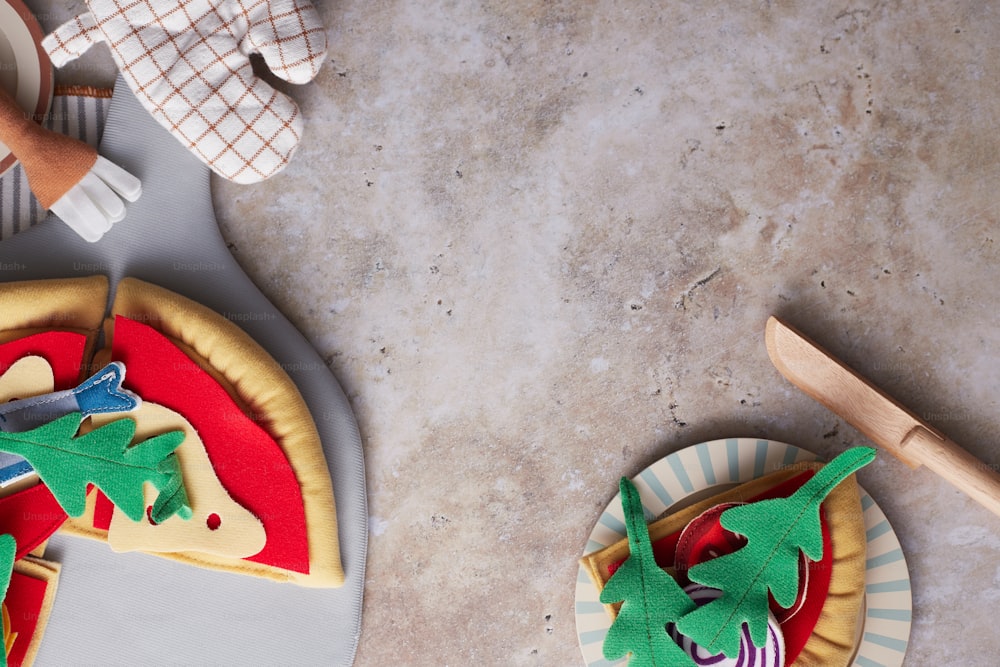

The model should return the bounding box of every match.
[43,0,328,184]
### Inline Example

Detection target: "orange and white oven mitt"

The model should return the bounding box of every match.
[42,0,329,184]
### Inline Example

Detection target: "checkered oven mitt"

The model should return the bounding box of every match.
[42,0,328,184]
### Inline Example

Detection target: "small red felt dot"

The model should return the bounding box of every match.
[146,506,158,526]
[206,513,222,531]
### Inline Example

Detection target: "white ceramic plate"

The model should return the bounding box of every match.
[575,438,912,667]
[0,0,53,176]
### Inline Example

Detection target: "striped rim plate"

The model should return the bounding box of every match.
[575,438,911,667]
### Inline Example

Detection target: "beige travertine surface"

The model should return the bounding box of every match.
[28,1,1000,665]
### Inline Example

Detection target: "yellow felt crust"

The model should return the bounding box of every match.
[12,556,61,667]
[0,276,108,360]
[101,277,342,587]
[580,464,866,667]
[793,470,866,667]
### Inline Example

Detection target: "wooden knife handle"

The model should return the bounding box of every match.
[901,425,1000,518]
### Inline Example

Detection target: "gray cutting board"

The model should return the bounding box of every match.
[0,79,367,666]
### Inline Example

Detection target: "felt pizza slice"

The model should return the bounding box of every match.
[3,556,60,667]
[60,278,343,588]
[0,276,342,588]
[0,277,110,558]
[582,457,869,666]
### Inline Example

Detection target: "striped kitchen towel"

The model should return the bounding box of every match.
[0,87,111,240]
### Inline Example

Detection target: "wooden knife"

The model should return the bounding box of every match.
[765,315,1000,518]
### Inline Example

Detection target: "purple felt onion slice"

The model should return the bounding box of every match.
[667,584,785,667]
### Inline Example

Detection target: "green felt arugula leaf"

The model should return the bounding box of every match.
[675,446,876,657]
[601,477,697,667]
[0,412,192,524]
[0,534,14,667]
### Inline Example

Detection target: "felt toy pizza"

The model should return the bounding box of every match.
[0,276,342,588]
[581,447,874,667]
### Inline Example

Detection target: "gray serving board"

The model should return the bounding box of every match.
[0,79,367,666]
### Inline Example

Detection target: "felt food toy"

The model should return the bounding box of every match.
[0,535,59,667]
[3,555,60,667]
[42,0,329,184]
[0,85,140,242]
[0,276,109,558]
[0,276,342,588]
[76,278,342,587]
[582,447,874,667]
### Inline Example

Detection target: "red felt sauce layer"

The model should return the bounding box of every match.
[109,317,310,573]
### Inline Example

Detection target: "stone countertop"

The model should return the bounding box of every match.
[27,1,1000,665]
